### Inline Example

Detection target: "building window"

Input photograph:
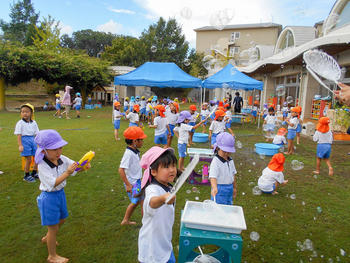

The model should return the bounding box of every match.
[229,46,240,56]
[334,1,350,29]
[230,32,240,42]
[280,30,294,50]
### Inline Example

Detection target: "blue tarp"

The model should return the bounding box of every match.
[114,62,202,88]
[202,64,263,90]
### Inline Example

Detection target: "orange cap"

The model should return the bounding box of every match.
[277,127,287,136]
[189,105,197,111]
[316,117,330,133]
[133,104,140,112]
[154,105,166,117]
[268,153,285,172]
[214,109,226,120]
[123,126,147,140]
[218,101,224,107]
[254,100,259,105]
[172,102,179,113]
[114,101,120,107]
[291,106,301,113]
[218,106,225,112]
[224,103,230,108]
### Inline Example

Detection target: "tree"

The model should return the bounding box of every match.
[187,49,208,79]
[0,0,39,45]
[32,16,61,50]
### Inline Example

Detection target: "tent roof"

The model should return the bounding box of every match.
[114,62,202,88]
[202,64,263,90]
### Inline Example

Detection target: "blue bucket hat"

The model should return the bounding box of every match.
[176,110,192,123]
[214,132,235,153]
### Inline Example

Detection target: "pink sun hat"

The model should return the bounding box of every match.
[214,132,235,153]
[140,146,175,189]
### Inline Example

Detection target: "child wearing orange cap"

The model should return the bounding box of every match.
[258,153,288,195]
[295,106,303,145]
[119,126,147,225]
[113,101,123,141]
[273,127,287,148]
[224,103,233,129]
[126,104,140,127]
[188,105,199,145]
[165,102,179,148]
[284,107,299,155]
[313,117,333,176]
[209,110,234,148]
[252,101,259,124]
[149,105,171,147]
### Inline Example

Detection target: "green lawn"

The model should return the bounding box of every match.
[1,107,350,263]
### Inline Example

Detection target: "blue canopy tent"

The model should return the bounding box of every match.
[114,62,202,88]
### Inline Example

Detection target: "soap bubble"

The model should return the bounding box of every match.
[313,174,318,179]
[262,124,278,139]
[302,201,306,206]
[248,169,252,173]
[151,45,157,53]
[184,58,191,66]
[203,62,211,70]
[202,55,214,70]
[280,64,285,69]
[259,154,265,160]
[180,7,192,19]
[209,9,235,31]
[186,189,191,194]
[286,96,294,104]
[236,140,242,149]
[195,196,199,200]
[316,206,322,213]
[252,162,256,166]
[328,258,334,263]
[252,186,262,196]
[242,192,246,196]
[276,85,286,97]
[0,171,3,174]
[303,239,314,251]
[291,160,304,170]
[340,248,346,256]
[222,83,229,89]
[230,67,237,76]
[250,231,260,241]
[290,194,296,200]
[192,186,198,193]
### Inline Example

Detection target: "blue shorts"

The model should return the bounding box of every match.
[178,143,187,158]
[167,124,175,136]
[75,105,81,110]
[37,189,68,226]
[296,123,302,133]
[211,184,233,205]
[155,133,167,145]
[140,108,146,115]
[283,112,288,118]
[146,110,150,116]
[114,120,120,129]
[225,120,232,129]
[261,184,276,194]
[167,251,176,263]
[252,110,257,117]
[189,122,196,133]
[317,143,331,159]
[124,106,129,112]
[287,129,297,140]
[201,116,208,125]
[21,136,37,157]
[125,179,143,204]
[129,122,138,127]
[211,133,218,146]
[55,104,61,110]
[263,114,267,119]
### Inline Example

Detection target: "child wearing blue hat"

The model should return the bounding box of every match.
[34,129,91,263]
[72,92,82,118]
[209,132,237,205]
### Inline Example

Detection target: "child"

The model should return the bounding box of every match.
[119,127,147,225]
[60,85,72,119]
[209,132,237,205]
[149,105,170,147]
[285,107,299,155]
[53,94,61,118]
[200,103,210,133]
[138,146,177,263]
[140,96,147,121]
[129,96,136,112]
[224,104,233,130]
[252,101,259,124]
[126,104,140,127]
[174,111,208,171]
[263,107,277,141]
[258,153,288,195]
[165,102,179,148]
[188,104,199,145]
[209,110,234,148]
[35,129,90,263]
[72,92,82,118]
[262,103,268,119]
[146,98,153,124]
[313,117,333,176]
[14,103,39,182]
[295,106,303,145]
[113,101,122,141]
[88,95,92,105]
[282,101,289,120]
[124,97,129,112]
[273,128,288,147]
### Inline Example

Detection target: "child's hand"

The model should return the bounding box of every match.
[83,162,91,171]
[164,193,176,204]
[67,163,78,175]
[211,187,218,198]
[125,184,132,193]
[233,188,237,199]
[283,180,289,185]
[19,145,24,152]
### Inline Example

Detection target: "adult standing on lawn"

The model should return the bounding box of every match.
[233,92,243,113]
[61,86,73,119]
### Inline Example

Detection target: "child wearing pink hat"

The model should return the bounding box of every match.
[138,146,177,263]
[209,132,237,205]
[34,129,91,263]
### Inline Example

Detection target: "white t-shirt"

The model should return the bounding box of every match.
[38,155,76,192]
[313,130,333,144]
[119,147,142,185]
[282,106,289,113]
[273,135,287,145]
[124,101,129,107]
[201,109,210,118]
[225,110,232,121]
[258,167,285,192]
[129,101,135,107]
[154,116,168,136]
[146,103,152,112]
[138,183,174,263]
[264,115,277,125]
[209,155,236,184]
[56,98,60,105]
[190,111,198,123]
[113,109,122,120]
[174,123,193,144]
[209,120,226,134]
[140,100,146,109]
[73,97,82,106]
[126,112,139,124]
[14,119,39,136]
[252,106,258,112]
[288,117,299,130]
[165,112,178,126]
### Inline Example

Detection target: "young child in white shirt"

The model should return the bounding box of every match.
[200,103,210,133]
[282,101,289,120]
[165,102,179,148]
[313,117,333,176]
[258,153,288,195]
[72,92,82,118]
[285,107,299,155]
[273,127,287,147]
[123,97,129,112]
[54,94,61,118]
[35,129,90,263]
[224,104,233,129]
[209,110,234,147]
[263,107,277,141]
[188,104,199,145]
[209,132,237,205]
[119,127,147,225]
[113,101,122,141]
[126,104,140,127]
[138,146,177,263]
[14,103,39,182]
[149,105,170,147]
[251,101,259,124]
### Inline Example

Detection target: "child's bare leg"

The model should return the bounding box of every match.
[313,158,321,174]
[189,132,194,145]
[285,140,292,154]
[140,200,144,217]
[167,135,172,148]
[121,203,137,225]
[297,133,300,145]
[179,157,185,171]
[272,182,279,195]
[42,219,64,245]
[114,129,120,141]
[24,156,32,173]
[325,158,333,176]
[46,224,68,263]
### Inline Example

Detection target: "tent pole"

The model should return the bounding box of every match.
[257,89,261,129]
[203,88,206,103]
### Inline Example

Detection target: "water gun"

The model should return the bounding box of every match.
[75,151,95,171]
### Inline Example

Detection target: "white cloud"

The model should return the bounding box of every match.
[59,22,73,36]
[96,19,123,34]
[108,7,136,15]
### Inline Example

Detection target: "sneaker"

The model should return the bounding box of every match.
[23,175,36,183]
[31,171,39,179]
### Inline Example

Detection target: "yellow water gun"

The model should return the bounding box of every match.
[75,151,95,171]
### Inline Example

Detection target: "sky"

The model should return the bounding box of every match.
[0,0,335,48]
